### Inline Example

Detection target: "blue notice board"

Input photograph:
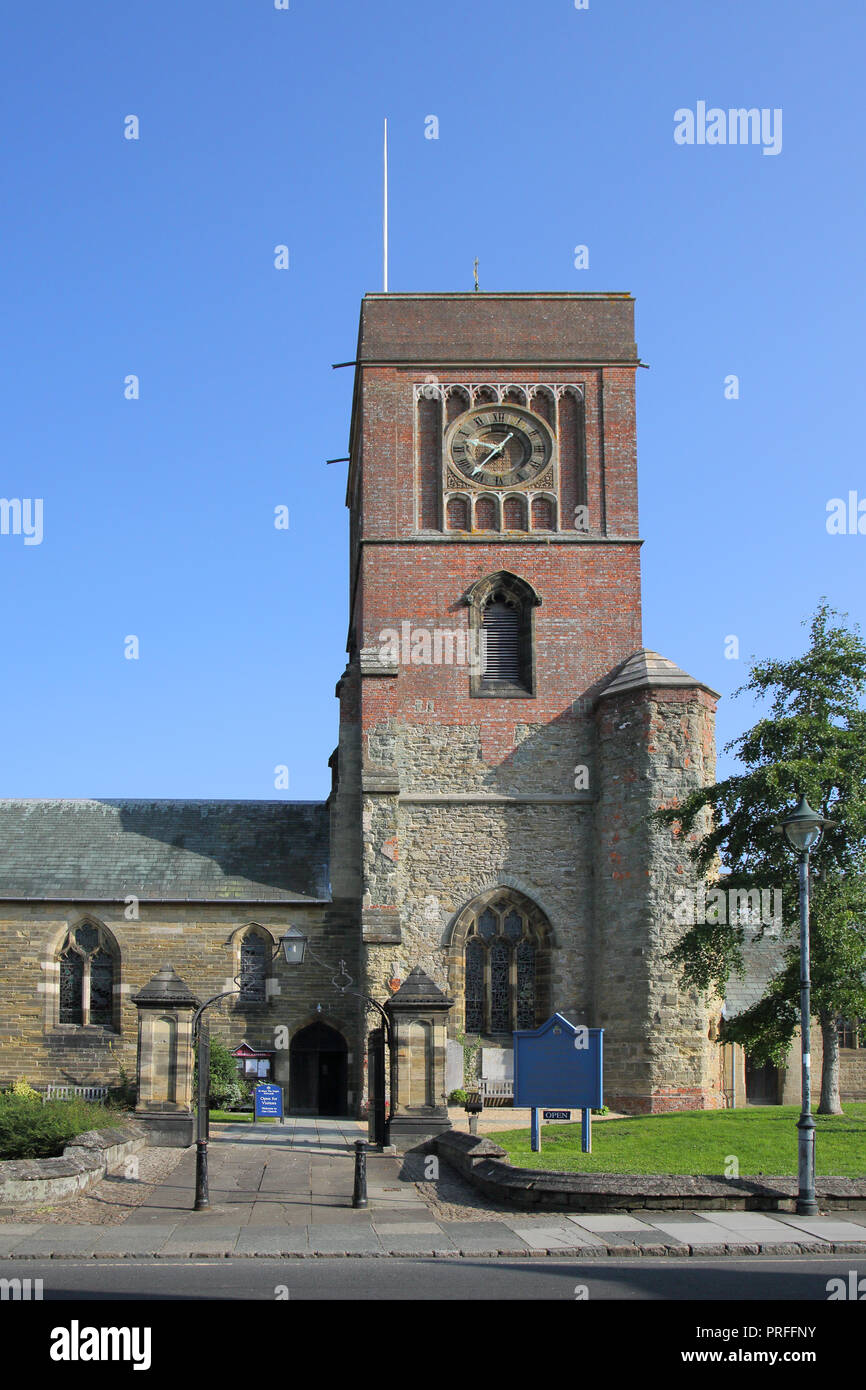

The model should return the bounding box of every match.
[513,1014,603,1109]
[254,1084,284,1118]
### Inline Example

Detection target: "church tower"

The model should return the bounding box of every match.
[329,292,723,1120]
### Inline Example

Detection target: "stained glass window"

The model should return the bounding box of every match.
[463,900,544,1036]
[465,941,484,1033]
[75,924,98,953]
[490,940,510,1032]
[504,910,523,941]
[58,924,117,1028]
[240,933,267,1001]
[477,909,497,940]
[89,949,114,1025]
[516,940,536,1029]
[59,950,84,1024]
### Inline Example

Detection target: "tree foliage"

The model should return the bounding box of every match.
[659,602,866,1110]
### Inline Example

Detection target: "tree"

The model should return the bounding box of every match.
[659,601,866,1113]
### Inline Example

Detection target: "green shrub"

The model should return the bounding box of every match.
[448,1088,468,1105]
[0,1094,119,1161]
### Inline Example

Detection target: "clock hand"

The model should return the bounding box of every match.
[472,432,514,473]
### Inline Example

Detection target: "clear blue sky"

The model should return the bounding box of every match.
[1,0,863,799]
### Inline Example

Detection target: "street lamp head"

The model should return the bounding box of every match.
[774,794,836,854]
[279,927,307,965]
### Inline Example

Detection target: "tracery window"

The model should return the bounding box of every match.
[57,922,117,1028]
[461,897,547,1034]
[239,929,269,1002]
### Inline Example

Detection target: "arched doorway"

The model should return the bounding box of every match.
[289,1022,348,1116]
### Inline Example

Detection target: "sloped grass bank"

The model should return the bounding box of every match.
[493,1103,866,1177]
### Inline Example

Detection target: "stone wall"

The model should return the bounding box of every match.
[0,900,363,1110]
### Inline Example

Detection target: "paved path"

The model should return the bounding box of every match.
[3,1119,865,1259]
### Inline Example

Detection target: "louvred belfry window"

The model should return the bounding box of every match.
[481,599,521,683]
[466,571,539,698]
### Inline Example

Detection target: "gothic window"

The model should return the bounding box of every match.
[89,950,114,1025]
[239,929,268,1002]
[465,941,484,1033]
[516,940,536,1029]
[59,950,84,1025]
[56,922,117,1028]
[461,896,548,1035]
[466,571,540,698]
[490,940,510,1033]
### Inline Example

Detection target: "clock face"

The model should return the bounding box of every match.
[447,406,553,489]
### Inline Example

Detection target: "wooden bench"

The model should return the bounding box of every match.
[43,1085,109,1104]
[479,1078,514,1105]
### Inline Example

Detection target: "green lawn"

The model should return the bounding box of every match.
[492,1104,866,1177]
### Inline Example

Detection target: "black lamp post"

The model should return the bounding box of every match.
[193,931,301,1211]
[774,794,835,1216]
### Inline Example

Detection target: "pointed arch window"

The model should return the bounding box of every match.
[57,922,118,1028]
[465,571,540,698]
[239,929,269,1002]
[460,895,549,1035]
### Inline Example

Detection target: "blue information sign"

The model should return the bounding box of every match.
[514,1014,603,1109]
[254,1084,284,1119]
[514,1014,603,1154]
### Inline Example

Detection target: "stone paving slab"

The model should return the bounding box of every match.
[438,1221,534,1254]
[5,1228,103,1257]
[647,1219,796,1247]
[692,1211,802,1234]
[159,1226,243,1257]
[235,1227,308,1256]
[505,1224,585,1251]
[0,1225,46,1254]
[771,1215,866,1242]
[92,1225,180,1256]
[306,1224,383,1255]
[567,1214,653,1233]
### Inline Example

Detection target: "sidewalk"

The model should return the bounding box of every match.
[1,1120,865,1259]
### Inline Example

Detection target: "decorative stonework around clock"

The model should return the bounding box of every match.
[414,381,585,534]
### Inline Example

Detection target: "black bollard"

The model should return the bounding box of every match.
[194,1139,209,1210]
[352,1138,368,1208]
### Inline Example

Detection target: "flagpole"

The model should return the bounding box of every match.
[383,117,389,292]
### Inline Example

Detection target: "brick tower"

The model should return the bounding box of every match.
[328,292,723,1120]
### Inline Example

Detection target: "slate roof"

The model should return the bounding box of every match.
[724,936,787,1018]
[597,649,721,701]
[0,800,330,903]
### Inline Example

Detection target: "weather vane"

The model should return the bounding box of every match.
[473,257,479,292]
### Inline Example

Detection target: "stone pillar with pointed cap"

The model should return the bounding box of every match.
[385,967,453,1150]
[132,964,199,1147]
[593,649,723,1113]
